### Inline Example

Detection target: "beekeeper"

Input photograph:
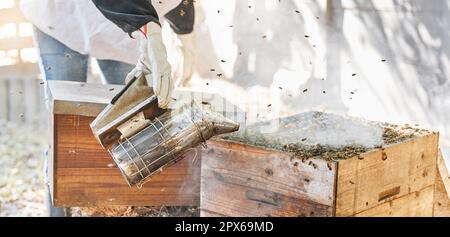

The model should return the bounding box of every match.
[21,0,193,108]
[19,0,192,216]
[92,0,193,109]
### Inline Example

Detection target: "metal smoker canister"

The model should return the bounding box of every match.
[109,102,240,187]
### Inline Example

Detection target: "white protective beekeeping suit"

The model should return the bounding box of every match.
[20,0,181,65]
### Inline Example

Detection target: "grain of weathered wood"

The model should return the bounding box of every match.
[48,114,55,202]
[52,114,201,207]
[437,149,450,200]
[55,168,200,206]
[335,133,439,216]
[354,185,434,217]
[201,140,336,217]
[433,168,450,217]
[202,132,439,217]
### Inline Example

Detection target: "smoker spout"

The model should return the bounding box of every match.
[213,117,240,135]
[202,110,240,136]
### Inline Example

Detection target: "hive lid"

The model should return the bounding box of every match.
[219,111,433,161]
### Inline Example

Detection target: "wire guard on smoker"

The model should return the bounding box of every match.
[108,102,240,187]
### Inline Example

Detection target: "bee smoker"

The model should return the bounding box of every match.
[90,76,240,187]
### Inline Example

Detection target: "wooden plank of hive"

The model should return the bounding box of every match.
[200,113,439,217]
[335,133,439,217]
[353,185,434,217]
[52,113,201,206]
[433,169,450,216]
[201,140,336,217]
[47,80,240,207]
[437,150,450,199]
[433,150,450,216]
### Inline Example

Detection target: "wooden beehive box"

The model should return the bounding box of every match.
[201,112,447,217]
[434,150,450,216]
[46,80,245,207]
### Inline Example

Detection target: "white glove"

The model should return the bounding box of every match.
[126,22,174,109]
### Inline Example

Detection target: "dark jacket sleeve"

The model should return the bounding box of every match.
[92,0,160,35]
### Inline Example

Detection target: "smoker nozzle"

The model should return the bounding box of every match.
[196,105,241,137]
[109,102,240,187]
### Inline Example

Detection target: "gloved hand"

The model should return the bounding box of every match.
[126,22,174,109]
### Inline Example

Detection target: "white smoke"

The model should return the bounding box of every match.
[164,0,450,168]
